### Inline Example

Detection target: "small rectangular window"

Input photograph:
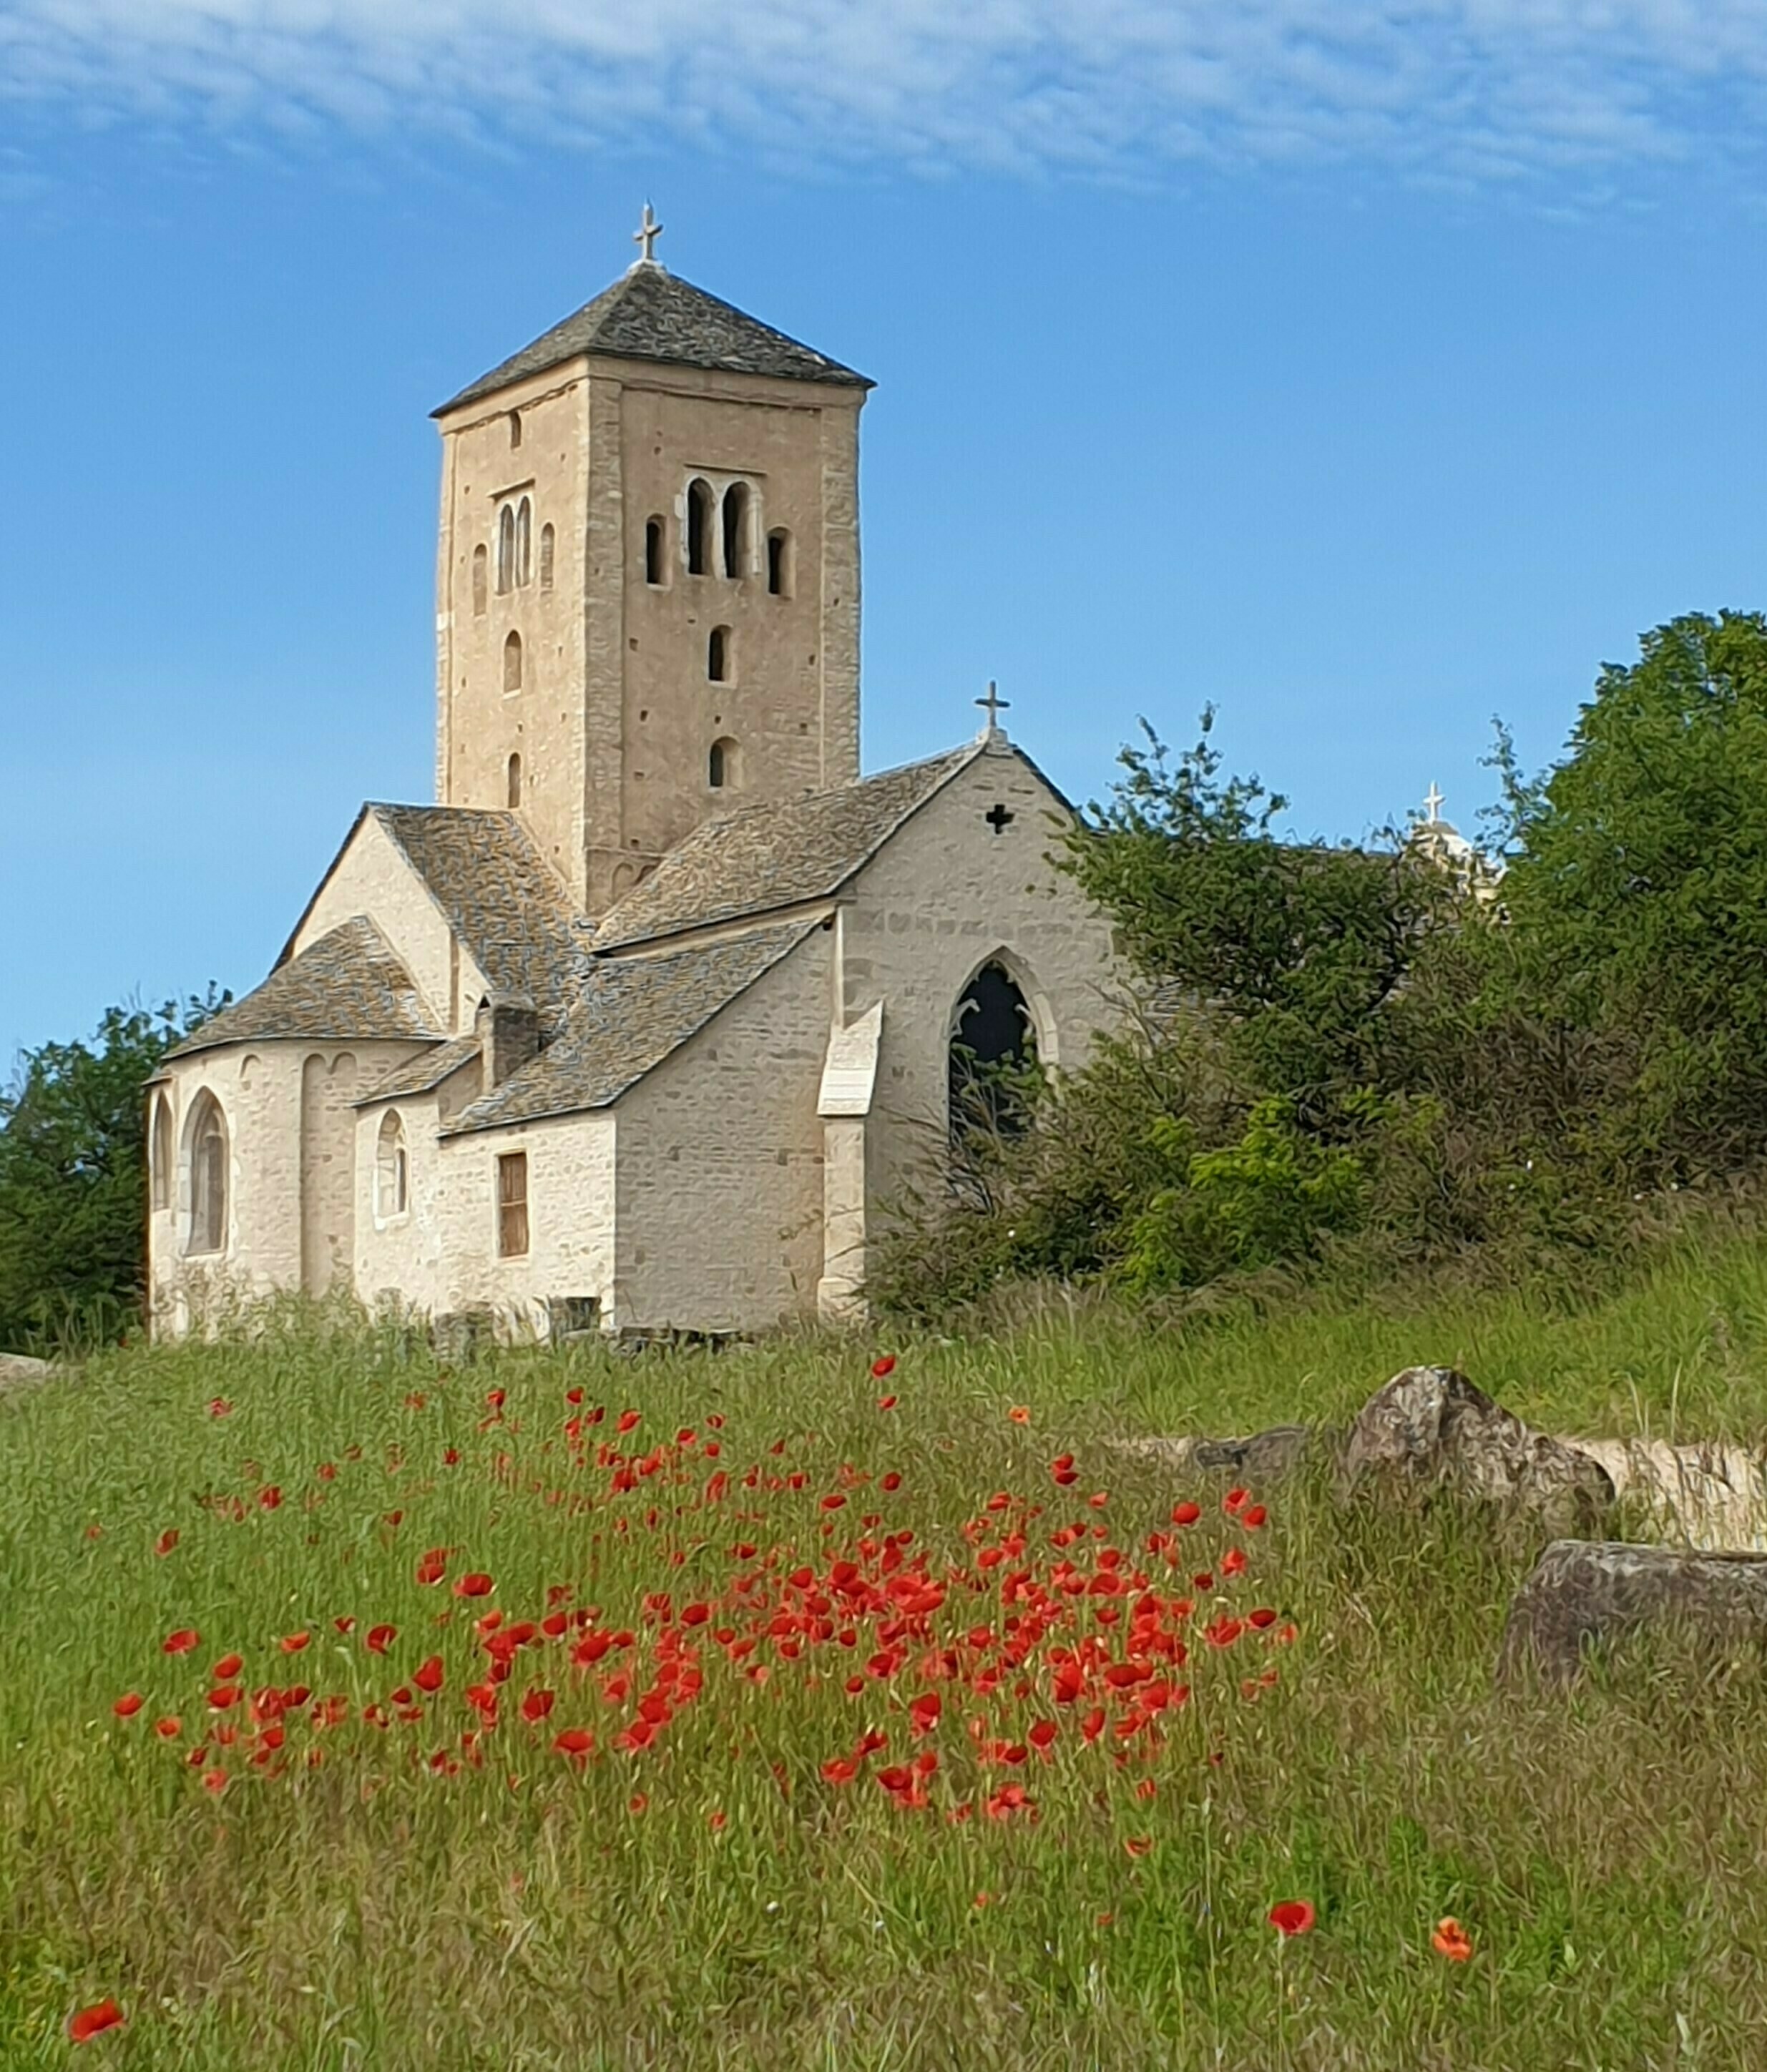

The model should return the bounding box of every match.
[497,1152,529,1258]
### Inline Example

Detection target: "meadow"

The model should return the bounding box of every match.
[8,1222,1767,2068]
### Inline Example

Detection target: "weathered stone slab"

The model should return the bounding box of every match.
[1497,1537,1767,1686]
[0,1353,52,1393]
[1113,1425,1319,1481]
[1340,1366,1614,1537]
[1558,1437,1767,1553]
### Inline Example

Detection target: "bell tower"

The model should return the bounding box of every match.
[431,212,873,914]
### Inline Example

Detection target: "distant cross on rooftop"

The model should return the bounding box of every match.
[975,680,1010,735]
[632,202,664,267]
[1423,782,1445,825]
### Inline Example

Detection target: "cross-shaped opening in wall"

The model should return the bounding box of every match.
[985,802,1014,835]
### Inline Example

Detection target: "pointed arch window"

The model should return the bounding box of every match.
[686,480,712,576]
[722,482,749,579]
[185,1092,228,1256]
[150,1091,173,1212]
[496,504,516,594]
[949,961,1039,1144]
[503,631,523,695]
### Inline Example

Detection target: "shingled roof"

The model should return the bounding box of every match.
[435,263,872,416]
[593,745,982,953]
[363,805,592,1012]
[444,918,818,1136]
[169,918,442,1059]
[355,1032,483,1109]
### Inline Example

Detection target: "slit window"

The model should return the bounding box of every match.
[767,529,791,597]
[708,626,730,682]
[496,504,515,594]
[150,1093,173,1212]
[376,1110,409,1222]
[497,1152,529,1258]
[514,497,532,588]
[506,752,522,807]
[709,737,740,790]
[539,523,554,591]
[509,410,522,450]
[722,483,748,578]
[645,516,665,586]
[503,631,523,694]
[686,480,712,576]
[471,544,488,616]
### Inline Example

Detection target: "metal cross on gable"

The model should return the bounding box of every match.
[1422,782,1445,825]
[975,679,1010,731]
[632,202,664,266]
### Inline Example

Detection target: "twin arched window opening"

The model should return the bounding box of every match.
[681,479,788,594]
[376,1110,410,1222]
[496,496,534,594]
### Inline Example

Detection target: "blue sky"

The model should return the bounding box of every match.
[4,2,1767,1064]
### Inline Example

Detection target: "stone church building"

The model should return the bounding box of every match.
[147,227,1118,1338]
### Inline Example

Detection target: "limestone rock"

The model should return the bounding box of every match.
[0,1352,52,1393]
[1557,1436,1767,1553]
[1340,1365,1614,1535]
[1498,1537,1767,1686]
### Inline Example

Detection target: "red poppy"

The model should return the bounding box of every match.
[454,1572,494,1599]
[414,1548,448,1586]
[880,1472,902,1491]
[1242,1504,1268,1529]
[413,1655,445,1694]
[1123,1835,1152,1859]
[1268,1900,1316,1937]
[877,1394,898,1411]
[155,1528,180,1557]
[366,1624,396,1656]
[628,1792,649,1814]
[112,1692,143,1719]
[821,1755,859,1784]
[280,1632,310,1654]
[258,1486,282,1511]
[212,1654,243,1680]
[1170,1501,1201,1526]
[820,1493,846,1512]
[67,1998,124,2044]
[552,1727,594,1759]
[521,1689,556,1724]
[1432,1917,1474,1962]
[154,1717,182,1739]
[1248,1607,1278,1629]
[617,1410,642,1434]
[871,1355,897,1379]
[1008,1406,1031,1425]
[1224,1486,1248,1512]
[162,1628,199,1655]
[200,1768,228,1796]
[207,1398,232,1417]
[207,1684,241,1710]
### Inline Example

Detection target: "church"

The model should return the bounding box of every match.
[146,217,1119,1340]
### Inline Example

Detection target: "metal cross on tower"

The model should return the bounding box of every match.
[975,680,1011,735]
[632,202,664,267]
[1422,782,1445,825]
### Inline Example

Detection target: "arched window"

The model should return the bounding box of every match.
[645,517,666,586]
[506,752,522,807]
[471,544,488,617]
[767,529,792,597]
[185,1092,227,1256]
[509,410,522,450]
[503,631,523,694]
[686,480,712,576]
[708,626,730,683]
[515,498,532,589]
[949,961,1039,1143]
[496,504,516,594]
[708,737,741,790]
[376,1110,410,1222]
[722,482,748,579]
[539,524,554,591]
[150,1092,173,1212]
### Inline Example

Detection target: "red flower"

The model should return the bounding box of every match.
[1248,1607,1278,1629]
[871,1355,896,1379]
[207,1398,231,1417]
[628,1793,648,1814]
[200,1768,228,1795]
[414,1548,448,1586]
[1242,1504,1268,1529]
[366,1624,396,1656]
[821,1756,859,1784]
[1008,1406,1031,1425]
[1268,1900,1316,1937]
[413,1655,445,1694]
[1123,1835,1152,1859]
[162,1628,199,1656]
[212,1654,243,1680]
[112,1692,143,1719]
[617,1410,642,1434]
[521,1689,556,1724]
[880,1471,902,1491]
[258,1486,282,1511]
[155,1528,180,1557]
[154,1717,182,1739]
[207,1684,241,1711]
[820,1493,846,1512]
[877,1394,898,1410]
[1170,1501,1200,1526]
[1432,1917,1474,1962]
[454,1572,494,1599]
[67,1998,124,2044]
[552,1727,594,1761]
[280,1632,310,1654]
[1224,1487,1248,1513]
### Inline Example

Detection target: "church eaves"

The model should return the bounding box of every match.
[443,917,818,1136]
[434,263,873,417]
[167,918,443,1059]
[592,745,983,954]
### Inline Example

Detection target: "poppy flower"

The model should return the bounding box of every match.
[821,1755,859,1784]
[521,1689,556,1724]
[1008,1406,1031,1425]
[212,1654,243,1680]
[258,1486,283,1511]
[1123,1836,1152,1859]
[155,1717,182,1739]
[155,1528,180,1557]
[414,1548,448,1586]
[67,1998,124,2044]
[871,1355,896,1380]
[280,1632,310,1654]
[454,1572,494,1599]
[1242,1504,1268,1529]
[552,1727,594,1760]
[1268,1900,1316,1937]
[162,1628,200,1656]
[413,1655,445,1694]
[207,1398,232,1417]
[1432,1917,1474,1962]
[1248,1607,1278,1629]
[628,1793,648,1814]
[200,1769,228,1796]
[617,1410,642,1434]
[877,1394,898,1411]
[880,1472,902,1492]
[112,1692,143,1719]
[1170,1501,1201,1526]
[820,1493,846,1512]
[366,1624,396,1656]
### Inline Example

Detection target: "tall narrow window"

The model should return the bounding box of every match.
[150,1093,173,1212]
[509,409,523,450]
[471,544,489,617]
[376,1110,410,1222]
[709,737,740,790]
[645,517,665,586]
[539,523,554,591]
[187,1092,227,1256]
[949,961,1038,1144]
[496,504,516,594]
[497,1152,529,1258]
[506,752,522,807]
[767,529,792,597]
[515,497,532,588]
[721,482,748,579]
[686,480,712,576]
[503,631,523,694]
[708,626,730,683]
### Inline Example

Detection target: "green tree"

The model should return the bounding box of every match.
[0,992,222,1352]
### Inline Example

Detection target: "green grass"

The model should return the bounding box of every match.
[6,1220,1767,2068]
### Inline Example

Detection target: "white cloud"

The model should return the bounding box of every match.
[5,0,1767,190]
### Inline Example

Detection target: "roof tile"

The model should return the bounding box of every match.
[169,918,441,1059]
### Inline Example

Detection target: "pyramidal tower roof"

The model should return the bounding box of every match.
[434,250,873,416]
